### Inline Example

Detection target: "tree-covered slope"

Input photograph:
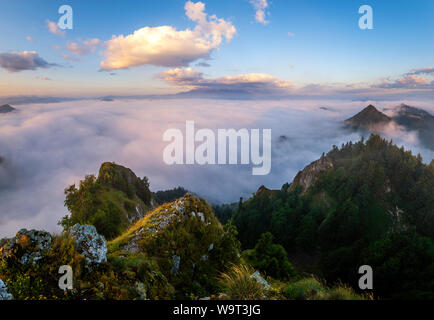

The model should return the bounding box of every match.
[60,162,156,239]
[232,134,434,299]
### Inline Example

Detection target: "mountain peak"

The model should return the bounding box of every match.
[0,104,16,114]
[345,104,391,129]
[365,104,378,111]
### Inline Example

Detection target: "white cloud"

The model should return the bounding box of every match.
[46,19,65,37]
[249,0,269,25]
[66,38,101,56]
[100,1,236,70]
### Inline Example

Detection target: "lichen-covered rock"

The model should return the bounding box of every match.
[250,271,270,288]
[0,229,51,265]
[107,193,240,299]
[135,282,147,300]
[171,255,180,275]
[0,279,13,300]
[69,224,107,265]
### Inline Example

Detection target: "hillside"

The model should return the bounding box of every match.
[0,194,241,300]
[346,103,434,150]
[60,162,156,239]
[1,137,433,300]
[385,104,434,150]
[108,193,240,299]
[232,134,434,299]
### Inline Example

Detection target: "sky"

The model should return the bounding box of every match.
[0,0,433,99]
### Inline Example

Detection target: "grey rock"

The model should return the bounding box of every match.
[197,212,205,222]
[250,271,270,288]
[0,229,51,265]
[218,293,229,300]
[171,254,181,275]
[289,156,333,192]
[135,282,147,300]
[0,279,13,300]
[69,224,107,266]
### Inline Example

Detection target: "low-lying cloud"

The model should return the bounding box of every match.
[0,99,432,237]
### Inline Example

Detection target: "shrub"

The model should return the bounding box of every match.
[285,277,368,300]
[218,264,266,300]
[245,232,295,280]
[285,277,327,300]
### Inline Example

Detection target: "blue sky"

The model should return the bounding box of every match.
[0,0,433,98]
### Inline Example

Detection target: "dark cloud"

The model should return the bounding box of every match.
[0,51,58,72]
[407,67,434,76]
[195,61,211,67]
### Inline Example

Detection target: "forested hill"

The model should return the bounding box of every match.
[232,134,434,299]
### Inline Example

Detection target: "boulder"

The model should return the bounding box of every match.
[0,279,13,300]
[0,229,51,265]
[250,271,270,288]
[171,255,181,275]
[69,224,107,265]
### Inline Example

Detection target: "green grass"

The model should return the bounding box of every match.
[218,264,266,300]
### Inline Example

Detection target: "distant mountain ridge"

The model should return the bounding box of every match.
[345,104,434,150]
[345,104,392,130]
[0,104,15,113]
[386,104,434,150]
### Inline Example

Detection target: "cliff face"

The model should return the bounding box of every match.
[289,156,334,192]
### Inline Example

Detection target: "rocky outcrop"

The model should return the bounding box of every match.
[250,271,270,288]
[69,224,107,266]
[255,185,279,197]
[108,193,240,298]
[171,255,181,275]
[289,156,333,192]
[0,229,52,265]
[0,279,13,300]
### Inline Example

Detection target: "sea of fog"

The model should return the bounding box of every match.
[0,98,433,237]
